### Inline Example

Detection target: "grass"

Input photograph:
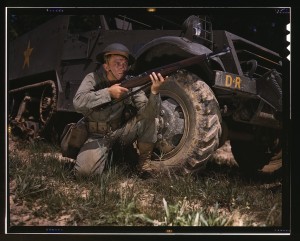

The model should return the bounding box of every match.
[8,138,282,228]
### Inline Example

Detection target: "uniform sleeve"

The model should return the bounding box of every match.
[73,73,112,115]
[132,87,161,119]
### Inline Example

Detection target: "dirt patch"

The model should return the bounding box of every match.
[211,141,237,167]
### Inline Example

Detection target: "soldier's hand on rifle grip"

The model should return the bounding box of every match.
[150,72,166,95]
[108,84,129,99]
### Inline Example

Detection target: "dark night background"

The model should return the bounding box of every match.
[7,8,290,57]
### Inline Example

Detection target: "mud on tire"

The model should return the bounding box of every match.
[151,70,222,174]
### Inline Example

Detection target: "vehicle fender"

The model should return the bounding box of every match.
[133,36,225,74]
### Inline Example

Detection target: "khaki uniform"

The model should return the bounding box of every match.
[73,70,161,176]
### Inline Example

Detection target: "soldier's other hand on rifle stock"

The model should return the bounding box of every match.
[150,72,167,95]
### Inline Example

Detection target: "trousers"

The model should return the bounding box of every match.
[74,116,158,177]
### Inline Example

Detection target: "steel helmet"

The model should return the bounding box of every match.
[96,43,135,65]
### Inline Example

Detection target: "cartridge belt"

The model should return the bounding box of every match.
[87,118,122,135]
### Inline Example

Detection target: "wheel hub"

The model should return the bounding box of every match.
[155,98,185,156]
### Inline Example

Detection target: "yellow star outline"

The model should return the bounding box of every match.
[23,40,34,69]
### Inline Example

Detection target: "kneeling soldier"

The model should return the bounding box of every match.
[73,43,165,178]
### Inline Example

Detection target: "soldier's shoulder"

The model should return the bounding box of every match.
[83,72,104,83]
[86,72,97,78]
[82,72,96,80]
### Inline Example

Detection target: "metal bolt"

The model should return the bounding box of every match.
[223,105,228,114]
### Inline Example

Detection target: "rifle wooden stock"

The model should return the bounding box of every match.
[121,47,229,89]
[121,54,207,89]
[92,47,230,110]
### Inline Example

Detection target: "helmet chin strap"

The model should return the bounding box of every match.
[108,69,120,82]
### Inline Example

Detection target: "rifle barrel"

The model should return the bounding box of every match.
[120,46,230,89]
[93,47,230,110]
[121,54,208,89]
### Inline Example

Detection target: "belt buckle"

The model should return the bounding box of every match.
[88,122,97,133]
[97,122,110,134]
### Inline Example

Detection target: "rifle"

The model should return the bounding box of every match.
[93,47,230,110]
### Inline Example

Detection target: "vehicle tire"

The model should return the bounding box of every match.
[230,135,282,176]
[151,70,222,175]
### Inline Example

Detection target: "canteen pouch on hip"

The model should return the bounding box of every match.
[60,118,88,159]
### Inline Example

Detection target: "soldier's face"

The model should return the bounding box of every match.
[104,55,129,81]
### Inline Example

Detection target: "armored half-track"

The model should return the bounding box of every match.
[8,13,286,175]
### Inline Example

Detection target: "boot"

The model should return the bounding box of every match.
[137,142,155,178]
